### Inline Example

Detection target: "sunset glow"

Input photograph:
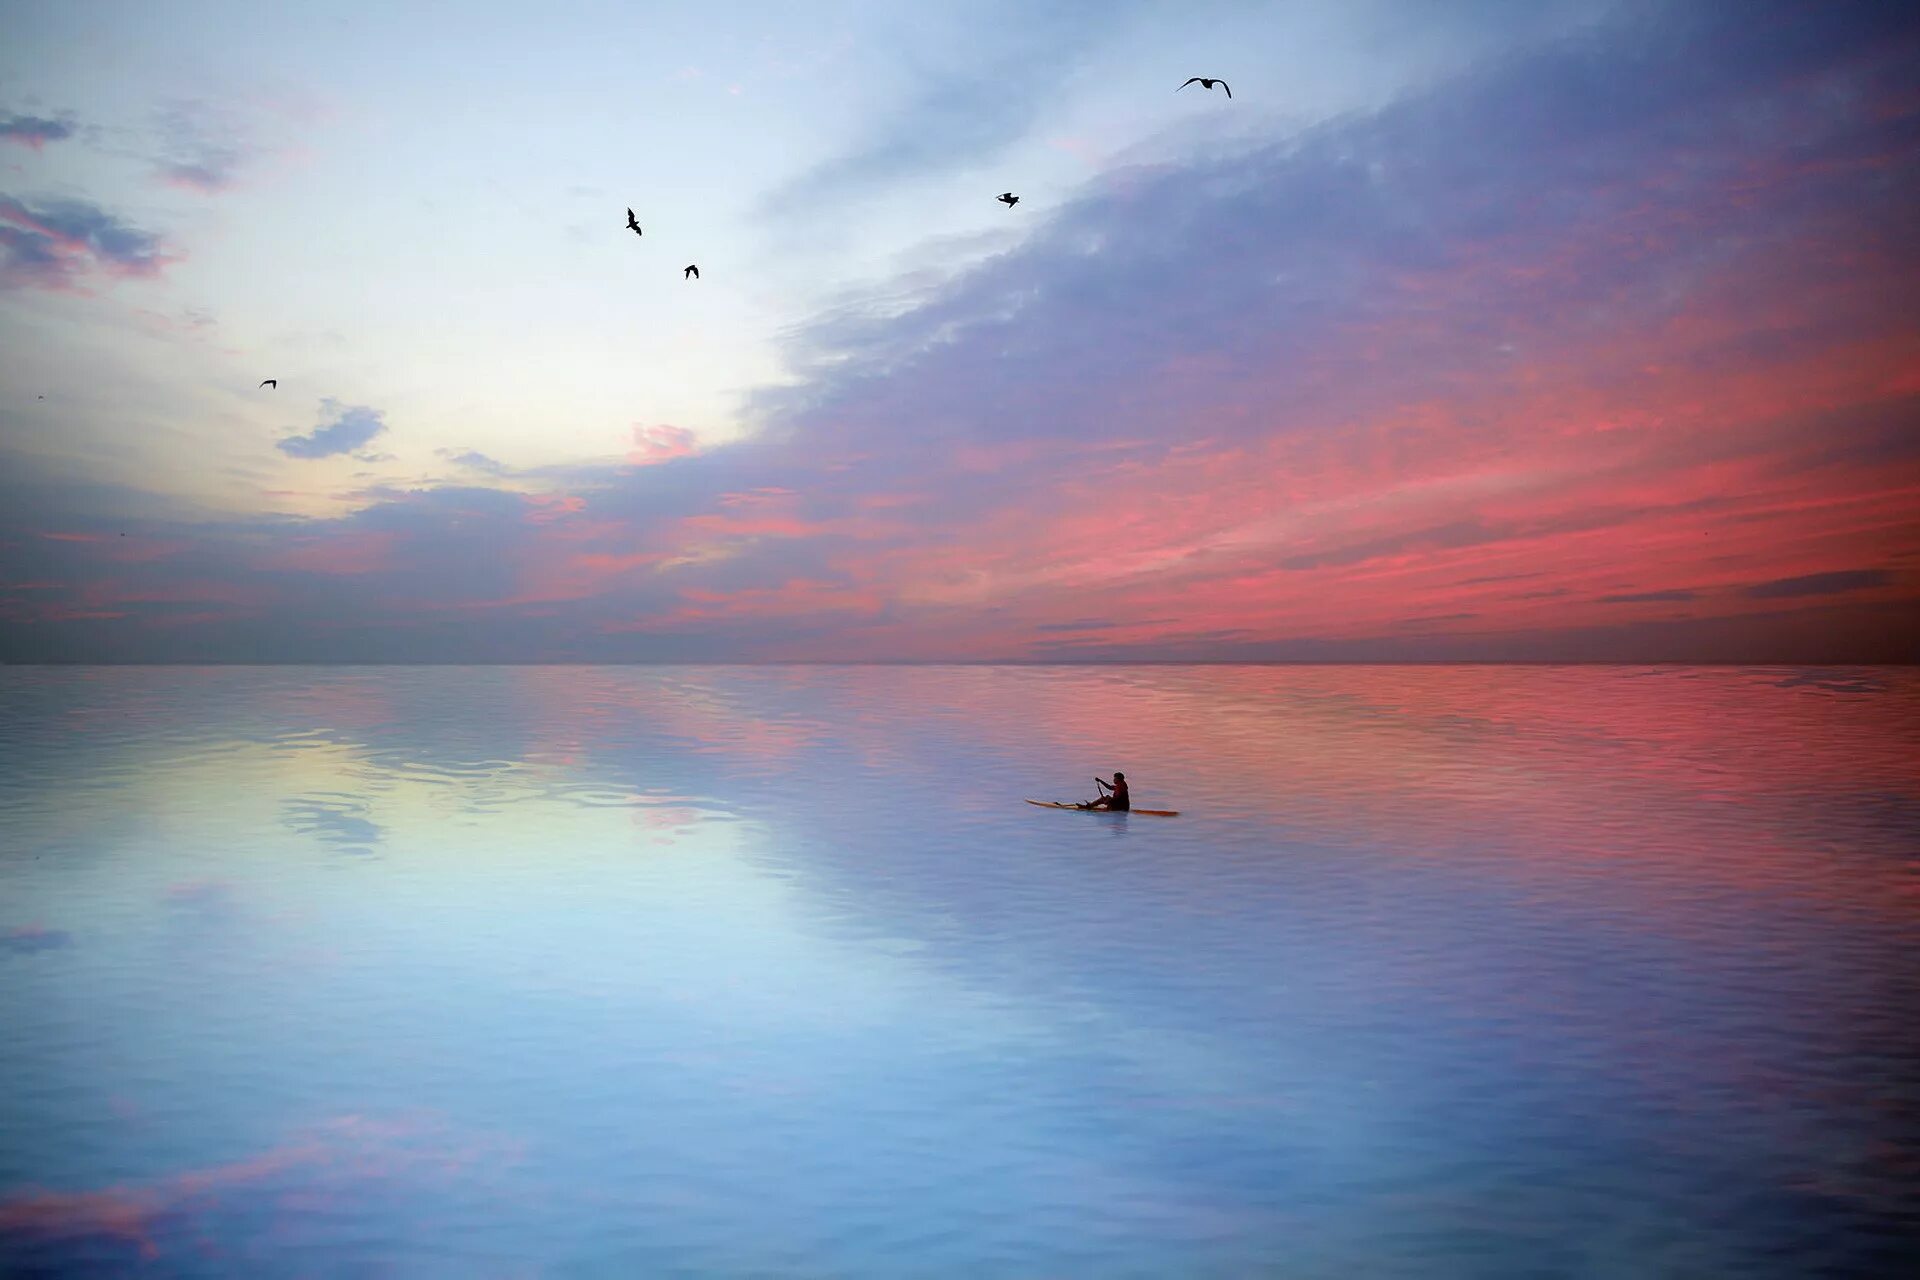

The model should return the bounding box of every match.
[2,1,1915,661]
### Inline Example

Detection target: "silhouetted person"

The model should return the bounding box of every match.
[1085,771,1129,811]
[259,379,277,389]
[626,208,642,236]
[997,192,1019,207]
[1178,77,1231,98]
[684,264,699,279]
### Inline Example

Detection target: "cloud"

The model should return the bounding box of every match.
[259,530,397,575]
[1278,521,1506,572]
[0,194,175,291]
[437,448,510,476]
[149,100,251,192]
[0,112,77,150]
[1600,590,1700,604]
[628,424,699,466]
[1741,569,1890,599]
[1,1,1916,663]
[1033,617,1147,633]
[757,0,1144,213]
[278,401,389,459]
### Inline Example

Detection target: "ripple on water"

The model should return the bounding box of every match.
[0,664,1915,1276]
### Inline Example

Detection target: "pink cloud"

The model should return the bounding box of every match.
[0,195,180,293]
[0,113,77,151]
[628,424,698,467]
[668,490,903,545]
[523,492,587,524]
[717,487,795,506]
[626,577,886,629]
[78,579,260,609]
[679,512,825,539]
[6,15,1914,663]
[570,550,670,574]
[856,492,922,510]
[8,605,128,622]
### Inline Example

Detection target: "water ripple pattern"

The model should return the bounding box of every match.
[0,664,1915,1276]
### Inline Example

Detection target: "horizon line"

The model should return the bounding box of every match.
[2,659,1912,669]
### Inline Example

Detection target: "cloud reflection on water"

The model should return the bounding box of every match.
[0,665,1914,1274]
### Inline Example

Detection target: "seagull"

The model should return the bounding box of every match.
[259,379,277,389]
[1178,77,1231,98]
[997,192,1019,207]
[684,264,699,280]
[626,207,642,237]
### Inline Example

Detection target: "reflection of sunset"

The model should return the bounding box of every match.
[601,664,1919,923]
[0,1115,523,1264]
[5,0,1917,1269]
[2,665,1914,1272]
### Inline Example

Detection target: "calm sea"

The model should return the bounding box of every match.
[1,665,1915,1277]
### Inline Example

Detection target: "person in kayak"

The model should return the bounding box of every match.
[1085,772,1130,811]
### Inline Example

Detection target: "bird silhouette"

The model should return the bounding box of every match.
[626,208,642,236]
[684,264,699,280]
[259,379,277,389]
[997,192,1019,207]
[1178,77,1231,98]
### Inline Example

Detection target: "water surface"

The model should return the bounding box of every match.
[2,665,1915,1276]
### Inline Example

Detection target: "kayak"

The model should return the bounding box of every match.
[1026,799,1180,817]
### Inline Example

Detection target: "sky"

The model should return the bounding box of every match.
[1,0,1915,662]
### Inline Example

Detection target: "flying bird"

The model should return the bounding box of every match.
[1178,77,1231,98]
[626,207,642,236]
[684,264,699,280]
[997,192,1019,207]
[259,379,277,389]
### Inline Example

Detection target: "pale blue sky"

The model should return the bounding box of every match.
[1,0,1590,515]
